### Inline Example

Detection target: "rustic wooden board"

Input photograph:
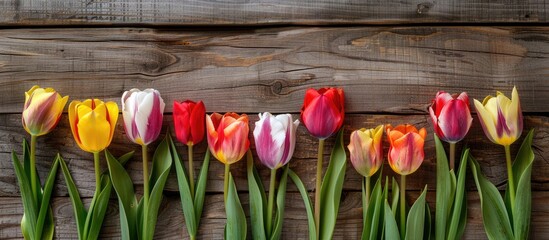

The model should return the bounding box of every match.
[1,113,547,198]
[0,0,547,26]
[2,191,549,239]
[1,27,548,114]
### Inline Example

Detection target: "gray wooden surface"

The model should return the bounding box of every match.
[0,0,547,26]
[0,7,548,240]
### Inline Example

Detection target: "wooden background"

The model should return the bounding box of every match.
[0,1,548,239]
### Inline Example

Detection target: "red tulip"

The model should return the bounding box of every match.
[429,91,473,143]
[300,87,345,139]
[173,100,206,146]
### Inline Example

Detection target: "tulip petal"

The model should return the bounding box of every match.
[105,101,119,145]
[474,98,498,144]
[438,99,472,142]
[189,101,205,145]
[77,104,111,152]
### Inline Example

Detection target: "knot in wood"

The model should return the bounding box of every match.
[417,2,433,14]
[272,81,283,94]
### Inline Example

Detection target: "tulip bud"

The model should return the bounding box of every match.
[173,100,206,146]
[386,124,426,175]
[300,87,345,139]
[69,99,119,153]
[253,112,299,170]
[347,125,384,177]
[473,86,523,146]
[121,89,165,146]
[206,112,250,164]
[429,91,473,143]
[22,85,68,136]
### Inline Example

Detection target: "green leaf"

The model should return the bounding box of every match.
[247,151,267,240]
[171,138,197,238]
[469,155,514,240]
[424,202,432,240]
[22,139,43,204]
[512,129,535,240]
[144,135,173,240]
[434,134,451,240]
[319,130,347,240]
[384,200,400,240]
[363,177,382,240]
[12,151,37,240]
[447,149,469,240]
[288,169,316,240]
[35,155,60,240]
[225,173,247,240]
[86,175,112,240]
[194,149,210,225]
[59,156,87,239]
[391,177,399,217]
[405,186,427,240]
[270,165,289,240]
[106,150,138,240]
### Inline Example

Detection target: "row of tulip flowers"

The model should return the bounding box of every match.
[14,85,534,240]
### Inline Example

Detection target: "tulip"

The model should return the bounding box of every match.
[206,112,249,201]
[253,112,299,233]
[173,100,206,197]
[22,85,69,137]
[473,86,523,210]
[69,99,119,153]
[429,91,473,170]
[253,112,299,170]
[386,124,426,236]
[386,124,426,176]
[121,88,165,146]
[300,87,345,236]
[173,100,206,146]
[21,85,68,206]
[473,86,523,147]
[348,125,383,206]
[301,87,345,139]
[348,125,384,178]
[429,91,473,143]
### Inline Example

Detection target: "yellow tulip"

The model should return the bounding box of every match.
[22,85,69,136]
[68,99,119,153]
[347,125,384,177]
[473,86,523,146]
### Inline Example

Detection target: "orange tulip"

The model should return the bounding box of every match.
[206,112,250,164]
[386,124,426,175]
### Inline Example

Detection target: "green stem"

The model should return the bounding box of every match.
[365,176,371,206]
[400,175,406,240]
[224,163,230,203]
[505,145,515,209]
[142,145,150,209]
[314,139,325,239]
[267,168,277,236]
[93,152,101,194]
[449,142,456,171]
[188,144,195,198]
[30,135,38,203]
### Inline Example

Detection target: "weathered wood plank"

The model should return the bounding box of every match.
[0,27,548,114]
[1,113,547,197]
[0,0,547,26]
[2,191,549,239]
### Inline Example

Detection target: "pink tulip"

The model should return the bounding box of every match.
[429,91,473,143]
[253,112,299,170]
[121,88,165,146]
[300,88,345,139]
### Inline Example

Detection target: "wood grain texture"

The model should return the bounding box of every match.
[1,113,547,198]
[2,191,549,239]
[0,0,547,26]
[0,27,548,114]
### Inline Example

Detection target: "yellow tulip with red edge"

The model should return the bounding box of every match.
[473,86,523,146]
[347,125,384,177]
[68,99,119,153]
[22,85,69,136]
